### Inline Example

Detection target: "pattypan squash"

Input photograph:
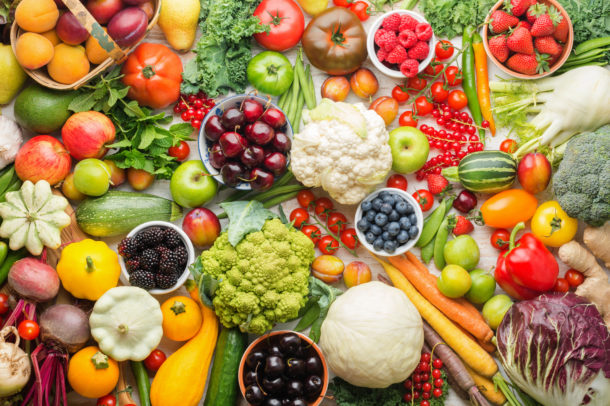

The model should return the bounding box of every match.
[57,239,121,301]
[89,286,163,362]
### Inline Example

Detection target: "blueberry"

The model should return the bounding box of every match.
[378,191,390,198]
[404,203,414,214]
[408,213,417,224]
[374,213,388,226]
[388,210,400,221]
[408,225,419,238]
[370,224,382,236]
[372,198,383,211]
[373,237,385,251]
[365,210,376,222]
[357,218,369,232]
[395,201,409,214]
[382,194,395,205]
[365,232,376,244]
[396,230,410,244]
[380,203,393,214]
[361,200,372,212]
[399,217,412,230]
[382,231,391,241]
[387,222,401,236]
[383,240,397,253]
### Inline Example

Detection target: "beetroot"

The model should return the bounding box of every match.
[107,7,148,47]
[40,305,90,354]
[8,258,59,302]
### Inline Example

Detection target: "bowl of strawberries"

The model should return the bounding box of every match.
[482,0,573,78]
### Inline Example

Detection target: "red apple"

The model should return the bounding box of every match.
[61,111,116,161]
[15,135,71,185]
[517,153,551,194]
[182,208,221,248]
[86,0,124,24]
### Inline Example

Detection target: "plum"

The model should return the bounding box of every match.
[107,7,148,48]
[86,0,124,24]
[56,12,89,45]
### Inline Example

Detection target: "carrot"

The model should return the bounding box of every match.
[473,32,496,136]
[373,255,498,378]
[465,365,507,406]
[390,254,494,343]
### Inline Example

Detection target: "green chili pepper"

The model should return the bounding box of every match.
[130,361,151,406]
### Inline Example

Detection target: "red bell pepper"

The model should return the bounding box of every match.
[494,222,559,300]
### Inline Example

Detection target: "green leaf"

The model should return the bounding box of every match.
[138,126,159,149]
[68,93,98,113]
[197,273,219,309]
[295,302,320,332]
[220,201,277,246]
[106,139,133,149]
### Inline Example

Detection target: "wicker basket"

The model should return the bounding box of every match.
[10,0,160,90]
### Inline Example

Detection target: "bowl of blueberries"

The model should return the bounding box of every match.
[355,187,423,256]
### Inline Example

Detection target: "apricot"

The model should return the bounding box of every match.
[311,255,344,283]
[104,160,126,187]
[62,173,86,201]
[370,96,399,126]
[321,76,350,102]
[41,29,61,46]
[15,33,54,70]
[47,44,90,84]
[127,168,154,190]
[86,28,111,64]
[15,0,59,33]
[344,261,372,288]
[350,68,379,99]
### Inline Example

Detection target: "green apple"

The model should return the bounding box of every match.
[388,126,429,174]
[444,235,480,271]
[437,264,471,298]
[73,159,110,196]
[465,269,496,304]
[482,294,513,329]
[170,160,217,208]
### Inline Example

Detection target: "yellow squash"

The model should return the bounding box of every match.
[161,295,203,342]
[57,239,120,301]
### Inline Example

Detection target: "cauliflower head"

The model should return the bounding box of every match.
[200,218,315,335]
[290,100,392,205]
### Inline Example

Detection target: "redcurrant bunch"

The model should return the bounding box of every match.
[402,352,446,405]
[173,92,215,130]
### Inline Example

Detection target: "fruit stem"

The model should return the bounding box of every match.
[508,222,525,252]
[142,65,156,79]
[86,256,95,273]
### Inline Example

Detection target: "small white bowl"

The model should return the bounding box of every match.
[366,10,437,79]
[355,188,423,256]
[119,221,195,295]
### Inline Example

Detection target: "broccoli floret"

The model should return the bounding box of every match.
[200,219,315,335]
[553,126,610,227]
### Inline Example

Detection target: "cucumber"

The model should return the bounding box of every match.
[75,191,182,237]
[442,151,517,193]
[204,328,247,406]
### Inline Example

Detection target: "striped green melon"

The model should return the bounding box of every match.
[442,151,517,193]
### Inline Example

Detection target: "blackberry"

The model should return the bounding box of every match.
[155,272,179,289]
[173,245,188,266]
[137,227,165,248]
[125,257,141,273]
[156,246,171,257]
[118,237,138,258]
[164,228,182,249]
[159,251,181,274]
[140,248,159,271]
[130,270,155,290]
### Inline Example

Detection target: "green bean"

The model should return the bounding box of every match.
[562,54,607,67]
[131,361,151,406]
[223,189,252,203]
[567,47,610,62]
[462,27,484,142]
[278,87,290,110]
[433,217,450,270]
[416,200,447,247]
[261,190,300,209]
[253,184,308,202]
[574,36,610,55]
[295,50,315,110]
[293,92,306,132]
[306,64,316,107]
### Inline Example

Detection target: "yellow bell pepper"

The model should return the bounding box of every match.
[57,239,121,300]
[531,201,578,247]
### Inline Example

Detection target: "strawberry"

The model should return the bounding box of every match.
[551,8,568,42]
[450,215,474,235]
[526,2,547,24]
[426,174,451,195]
[488,35,509,62]
[504,0,530,17]
[547,44,563,65]
[516,20,531,30]
[489,10,519,33]
[507,26,534,55]
[530,14,556,37]
[534,35,562,56]
[506,52,549,75]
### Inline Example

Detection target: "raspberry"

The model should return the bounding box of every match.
[415,23,433,41]
[408,41,430,60]
[376,47,389,62]
[398,30,417,49]
[381,13,402,31]
[381,31,399,52]
[386,45,408,64]
[399,14,418,31]
[400,59,419,78]
[374,28,388,47]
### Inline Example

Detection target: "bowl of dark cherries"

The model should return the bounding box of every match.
[238,331,328,406]
[199,94,292,191]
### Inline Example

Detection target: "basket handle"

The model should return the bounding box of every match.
[63,0,127,62]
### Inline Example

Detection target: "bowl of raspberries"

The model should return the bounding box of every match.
[367,10,436,79]
[483,0,573,78]
[117,221,195,295]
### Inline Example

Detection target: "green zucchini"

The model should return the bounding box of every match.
[203,328,247,406]
[75,191,182,237]
[442,151,517,193]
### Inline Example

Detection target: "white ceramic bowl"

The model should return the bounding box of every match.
[355,187,423,256]
[366,10,437,79]
[198,94,293,190]
[119,221,195,295]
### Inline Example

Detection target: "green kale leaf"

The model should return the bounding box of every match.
[420,0,496,39]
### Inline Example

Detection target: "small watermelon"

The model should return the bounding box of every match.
[442,151,517,193]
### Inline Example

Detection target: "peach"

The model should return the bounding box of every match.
[370,96,399,126]
[127,168,154,190]
[104,160,125,187]
[62,173,86,201]
[15,33,54,70]
[344,261,372,288]
[47,44,90,84]
[311,255,344,283]
[85,27,111,64]
[15,0,59,33]
[350,68,379,99]
[321,76,350,102]
[40,29,61,46]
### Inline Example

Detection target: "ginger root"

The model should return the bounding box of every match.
[583,223,610,268]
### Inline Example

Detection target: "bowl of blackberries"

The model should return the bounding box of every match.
[239,331,328,406]
[117,221,195,295]
[355,187,423,256]
[199,94,292,191]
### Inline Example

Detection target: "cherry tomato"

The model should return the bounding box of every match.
[18,319,40,340]
[290,208,309,228]
[430,82,449,102]
[301,225,322,245]
[444,66,462,86]
[97,395,117,406]
[318,235,340,255]
[423,58,444,76]
[490,228,510,250]
[297,190,315,209]
[435,40,454,59]
[348,1,370,21]
[407,76,427,94]
[499,139,518,154]
[327,212,347,234]
[399,110,418,127]
[413,189,434,211]
[391,85,409,103]
[144,349,167,372]
[386,174,408,190]
[313,197,334,220]
[333,0,352,6]
[447,89,468,110]
[553,278,569,293]
[414,96,434,116]
[340,228,359,250]
[168,140,190,161]
[0,293,9,315]
[565,269,584,288]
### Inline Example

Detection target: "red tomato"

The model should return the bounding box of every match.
[289,208,309,228]
[333,0,352,6]
[18,319,40,340]
[297,190,315,208]
[168,140,190,161]
[407,76,427,94]
[318,235,340,255]
[144,349,167,372]
[424,58,444,76]
[490,228,510,250]
[301,225,321,245]
[565,269,584,288]
[386,174,408,190]
[447,89,468,110]
[553,278,569,293]
[327,212,347,234]
[97,395,117,406]
[500,139,518,154]
[414,96,434,116]
[253,0,305,52]
[348,1,370,21]
[313,197,334,220]
[435,40,454,60]
[391,85,409,103]
[444,66,462,86]
[0,293,9,315]
[399,111,418,127]
[413,189,434,211]
[340,228,360,250]
[430,82,449,102]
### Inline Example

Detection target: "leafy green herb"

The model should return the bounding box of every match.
[420,0,495,39]
[295,277,342,342]
[220,201,277,246]
[0,0,17,26]
[556,0,610,46]
[69,67,192,179]
[329,378,404,406]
